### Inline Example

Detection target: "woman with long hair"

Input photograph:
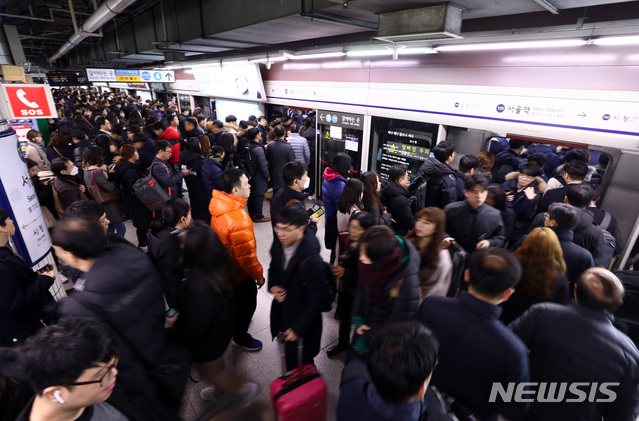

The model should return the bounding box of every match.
[335,178,364,262]
[475,150,495,182]
[220,133,244,171]
[360,171,391,226]
[500,227,569,324]
[147,199,191,311]
[82,146,124,237]
[405,207,452,301]
[486,183,516,246]
[176,221,257,401]
[114,144,152,247]
[128,109,145,127]
[71,111,93,136]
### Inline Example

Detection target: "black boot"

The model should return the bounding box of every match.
[327,342,349,357]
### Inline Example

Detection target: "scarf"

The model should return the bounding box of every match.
[27,140,49,166]
[358,244,403,305]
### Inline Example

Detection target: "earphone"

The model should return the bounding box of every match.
[53,390,65,404]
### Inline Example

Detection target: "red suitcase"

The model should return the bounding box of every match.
[270,336,327,421]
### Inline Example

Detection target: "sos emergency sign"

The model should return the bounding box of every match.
[0,84,57,119]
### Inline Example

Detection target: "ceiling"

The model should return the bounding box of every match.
[1,0,638,71]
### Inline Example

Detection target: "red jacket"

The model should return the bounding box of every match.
[158,126,181,164]
[209,190,263,282]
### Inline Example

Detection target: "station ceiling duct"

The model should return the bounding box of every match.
[375,4,463,43]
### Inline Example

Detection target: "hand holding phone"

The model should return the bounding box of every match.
[310,204,325,220]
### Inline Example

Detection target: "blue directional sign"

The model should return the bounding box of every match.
[141,71,151,81]
[154,72,162,81]
[332,115,338,123]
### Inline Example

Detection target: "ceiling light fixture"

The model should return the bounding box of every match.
[592,35,639,46]
[288,51,345,60]
[435,39,587,52]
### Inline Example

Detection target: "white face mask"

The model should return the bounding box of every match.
[69,166,79,176]
[303,177,310,190]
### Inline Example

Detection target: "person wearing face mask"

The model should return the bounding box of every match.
[25,129,50,172]
[405,207,453,302]
[0,208,55,347]
[270,161,309,228]
[247,128,270,222]
[51,157,86,218]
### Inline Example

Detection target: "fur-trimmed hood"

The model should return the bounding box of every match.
[504,171,547,193]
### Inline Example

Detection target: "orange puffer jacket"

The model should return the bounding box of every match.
[209,190,263,282]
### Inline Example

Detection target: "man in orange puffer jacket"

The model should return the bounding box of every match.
[210,168,266,351]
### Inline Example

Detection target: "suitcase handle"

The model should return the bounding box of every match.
[277,333,304,377]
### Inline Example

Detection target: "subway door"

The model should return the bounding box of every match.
[317,110,365,199]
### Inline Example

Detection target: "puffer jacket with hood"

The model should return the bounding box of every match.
[503,172,546,243]
[380,179,415,236]
[417,158,458,210]
[209,190,263,282]
[157,126,182,165]
[573,208,608,267]
[322,167,346,218]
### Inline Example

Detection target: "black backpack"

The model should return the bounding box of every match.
[240,145,256,178]
[299,255,337,312]
[408,175,429,215]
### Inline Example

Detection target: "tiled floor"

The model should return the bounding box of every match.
[122,197,344,421]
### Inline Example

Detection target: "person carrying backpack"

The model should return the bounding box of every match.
[246,128,270,222]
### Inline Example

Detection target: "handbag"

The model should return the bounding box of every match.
[88,170,119,204]
[337,231,349,255]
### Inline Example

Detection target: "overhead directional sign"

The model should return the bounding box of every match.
[86,68,174,83]
[318,110,364,130]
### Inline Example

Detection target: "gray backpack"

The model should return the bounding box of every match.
[132,162,170,212]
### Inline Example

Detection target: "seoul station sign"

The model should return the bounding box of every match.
[86,68,175,83]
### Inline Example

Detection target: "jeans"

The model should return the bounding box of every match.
[107,221,126,238]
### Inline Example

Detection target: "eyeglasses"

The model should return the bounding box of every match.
[58,358,118,388]
[274,225,299,234]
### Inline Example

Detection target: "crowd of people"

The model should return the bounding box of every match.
[1,87,638,421]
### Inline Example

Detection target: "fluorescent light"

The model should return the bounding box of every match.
[436,39,587,52]
[401,47,438,55]
[289,51,345,60]
[592,35,639,46]
[249,56,288,63]
[346,49,393,57]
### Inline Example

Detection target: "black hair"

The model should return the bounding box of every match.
[630,253,639,271]
[349,211,376,230]
[288,122,299,133]
[184,117,198,128]
[51,157,71,176]
[566,184,594,209]
[564,148,588,164]
[599,152,611,167]
[225,115,237,123]
[273,125,286,138]
[51,218,107,259]
[486,184,506,211]
[464,173,489,191]
[547,202,579,230]
[95,116,107,127]
[71,130,86,140]
[246,128,260,142]
[527,152,548,168]
[0,208,9,226]
[83,145,105,167]
[182,221,235,296]
[467,248,522,298]
[25,158,38,169]
[220,168,245,194]
[359,225,399,266]
[509,139,526,150]
[166,114,178,124]
[155,139,171,155]
[211,120,224,129]
[196,115,207,124]
[331,153,352,178]
[564,159,589,181]
[388,164,407,183]
[151,121,165,132]
[432,141,455,163]
[272,110,283,119]
[367,321,439,403]
[132,133,148,144]
[459,154,479,173]
[337,178,364,214]
[220,133,236,154]
[19,318,118,393]
[150,198,191,234]
[282,161,307,186]
[275,203,308,227]
[211,145,224,158]
[519,163,541,177]
[128,126,142,136]
[186,137,201,154]
[63,200,106,220]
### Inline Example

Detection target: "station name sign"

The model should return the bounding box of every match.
[86,68,175,83]
[318,110,364,130]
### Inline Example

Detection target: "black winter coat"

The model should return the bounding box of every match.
[73,139,92,169]
[510,302,639,421]
[492,149,519,184]
[502,174,545,244]
[380,180,415,236]
[266,138,295,191]
[352,238,420,347]
[270,186,308,227]
[147,226,183,310]
[179,151,211,221]
[269,223,325,362]
[0,246,54,345]
[114,161,153,231]
[417,158,458,209]
[443,201,506,253]
[363,199,391,226]
[249,141,269,196]
[57,242,174,421]
[573,208,607,267]
[201,158,223,201]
